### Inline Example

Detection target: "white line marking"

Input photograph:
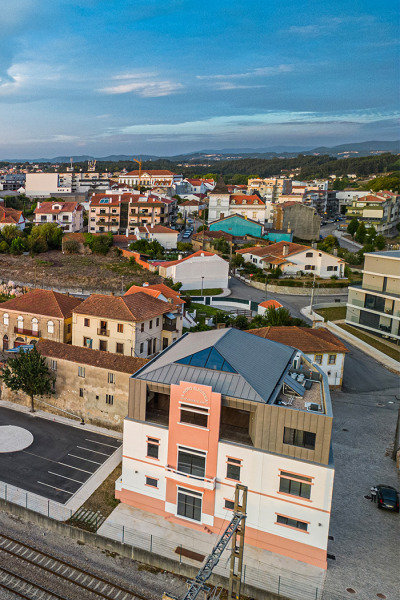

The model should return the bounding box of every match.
[57,462,93,474]
[37,482,74,494]
[85,438,120,449]
[48,471,84,485]
[76,445,109,456]
[67,453,102,465]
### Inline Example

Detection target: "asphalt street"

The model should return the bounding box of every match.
[0,407,121,504]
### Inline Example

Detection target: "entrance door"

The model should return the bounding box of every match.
[2,335,8,351]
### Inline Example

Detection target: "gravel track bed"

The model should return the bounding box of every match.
[0,510,187,599]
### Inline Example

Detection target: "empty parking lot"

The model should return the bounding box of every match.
[0,406,121,504]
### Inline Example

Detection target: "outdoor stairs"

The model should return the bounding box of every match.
[69,507,105,532]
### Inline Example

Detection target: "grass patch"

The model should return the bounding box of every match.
[338,324,400,362]
[79,463,122,519]
[186,288,223,296]
[315,306,347,322]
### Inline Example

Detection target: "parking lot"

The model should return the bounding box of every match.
[0,407,121,505]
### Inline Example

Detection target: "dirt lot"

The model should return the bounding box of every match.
[0,251,161,294]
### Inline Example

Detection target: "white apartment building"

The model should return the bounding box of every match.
[26,172,110,197]
[34,201,83,232]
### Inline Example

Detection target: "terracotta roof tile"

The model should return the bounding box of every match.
[230,195,264,205]
[125,283,185,306]
[247,326,349,353]
[0,207,23,224]
[258,300,283,309]
[34,201,80,214]
[125,170,175,176]
[73,292,173,321]
[0,289,82,319]
[36,339,148,373]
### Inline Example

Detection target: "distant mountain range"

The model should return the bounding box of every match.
[2,140,399,163]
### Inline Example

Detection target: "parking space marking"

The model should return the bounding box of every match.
[57,461,94,474]
[37,481,74,494]
[68,453,102,465]
[76,445,110,456]
[85,438,120,449]
[48,471,84,485]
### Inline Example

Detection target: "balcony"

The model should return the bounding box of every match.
[165,466,216,490]
[14,327,41,337]
[163,321,177,332]
[97,328,110,336]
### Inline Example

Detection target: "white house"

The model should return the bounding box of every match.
[133,225,178,249]
[179,199,206,218]
[236,241,346,278]
[34,201,84,232]
[158,250,229,290]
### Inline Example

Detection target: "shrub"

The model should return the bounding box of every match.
[63,240,80,254]
[0,241,9,253]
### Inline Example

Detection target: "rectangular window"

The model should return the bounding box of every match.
[116,343,124,354]
[99,339,107,352]
[140,342,144,354]
[78,366,85,378]
[145,476,158,488]
[180,404,208,428]
[83,337,93,349]
[152,338,156,354]
[84,318,90,327]
[108,372,116,384]
[305,252,313,257]
[117,323,124,333]
[79,388,84,398]
[328,354,336,364]
[276,515,308,531]
[149,320,153,329]
[177,447,206,478]
[147,437,159,459]
[279,472,312,499]
[105,394,114,405]
[141,323,145,332]
[156,317,160,327]
[67,324,71,334]
[224,499,235,510]
[177,487,202,522]
[327,266,334,271]
[226,457,242,481]
[283,427,316,450]
[305,265,316,270]
[314,354,322,364]
[50,360,57,371]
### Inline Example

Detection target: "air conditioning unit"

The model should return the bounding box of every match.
[293,352,301,370]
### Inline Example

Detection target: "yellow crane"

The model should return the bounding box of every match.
[133,158,142,190]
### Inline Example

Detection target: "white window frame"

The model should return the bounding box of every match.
[47,320,54,334]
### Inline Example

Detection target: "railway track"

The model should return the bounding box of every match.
[0,533,149,600]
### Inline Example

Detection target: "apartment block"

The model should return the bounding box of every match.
[346,250,400,341]
[34,201,83,232]
[345,192,400,237]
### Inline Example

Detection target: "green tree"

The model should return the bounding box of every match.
[355,222,367,244]
[1,224,21,245]
[10,237,25,255]
[265,306,292,326]
[177,241,193,252]
[30,223,62,249]
[231,253,245,269]
[1,347,55,413]
[0,241,9,253]
[375,234,386,250]
[347,218,359,237]
[232,314,250,329]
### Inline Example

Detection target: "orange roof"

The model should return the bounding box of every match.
[230,195,264,205]
[125,283,185,305]
[73,292,173,322]
[34,201,80,214]
[0,289,82,319]
[0,207,23,224]
[357,194,386,203]
[247,326,349,353]
[236,241,308,259]
[258,300,283,309]
[137,225,177,234]
[125,170,175,176]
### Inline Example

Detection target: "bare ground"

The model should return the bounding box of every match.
[0,251,161,294]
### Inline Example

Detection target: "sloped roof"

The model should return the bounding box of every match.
[125,170,175,176]
[36,339,148,374]
[230,195,264,205]
[73,292,172,321]
[124,283,185,306]
[134,328,295,404]
[0,207,23,224]
[211,177,230,194]
[34,201,79,214]
[209,213,262,227]
[247,326,349,353]
[236,241,307,258]
[0,289,82,319]
[258,300,283,309]
[159,250,218,268]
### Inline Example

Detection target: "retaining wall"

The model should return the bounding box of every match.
[237,276,348,296]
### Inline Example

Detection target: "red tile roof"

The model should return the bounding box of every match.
[34,201,80,214]
[258,300,283,309]
[36,339,148,373]
[247,326,349,353]
[124,283,185,306]
[137,225,177,234]
[125,170,175,176]
[73,292,173,321]
[0,207,23,224]
[230,195,264,205]
[0,289,83,319]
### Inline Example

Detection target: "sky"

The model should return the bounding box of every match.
[0,0,399,159]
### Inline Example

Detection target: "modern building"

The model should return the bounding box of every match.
[116,328,334,571]
[0,289,82,350]
[247,177,292,201]
[345,192,400,237]
[89,193,169,234]
[72,292,182,357]
[34,201,84,232]
[158,250,229,291]
[248,326,348,388]
[26,172,110,198]
[236,241,345,278]
[346,250,400,341]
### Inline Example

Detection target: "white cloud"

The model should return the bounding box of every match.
[99,72,184,97]
[197,64,293,80]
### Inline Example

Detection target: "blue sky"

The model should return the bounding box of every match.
[1,0,399,158]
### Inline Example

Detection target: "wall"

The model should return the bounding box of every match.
[209,216,262,238]
[72,313,136,356]
[236,275,349,296]
[169,256,229,290]
[0,309,65,349]
[282,205,320,241]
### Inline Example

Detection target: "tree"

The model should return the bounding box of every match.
[177,241,193,252]
[1,224,21,245]
[265,306,292,326]
[231,314,250,329]
[10,237,25,255]
[355,222,367,244]
[30,223,62,250]
[1,347,55,413]
[231,253,245,269]
[347,218,359,237]
[375,234,386,250]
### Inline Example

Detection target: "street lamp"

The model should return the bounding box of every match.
[201,276,204,297]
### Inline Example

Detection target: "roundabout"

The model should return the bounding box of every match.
[0,426,34,453]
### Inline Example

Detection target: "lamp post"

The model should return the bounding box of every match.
[265,276,268,302]
[201,276,204,297]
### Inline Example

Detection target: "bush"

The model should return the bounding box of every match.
[10,237,25,255]
[0,241,9,253]
[63,240,80,254]
[85,233,113,255]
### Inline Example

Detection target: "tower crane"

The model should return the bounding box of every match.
[163,484,247,600]
[134,158,142,190]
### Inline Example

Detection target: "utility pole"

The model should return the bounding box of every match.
[264,276,268,302]
[310,272,316,325]
[392,404,400,462]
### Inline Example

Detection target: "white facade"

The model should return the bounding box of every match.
[34,202,83,232]
[303,350,345,388]
[241,247,345,278]
[26,172,110,198]
[208,191,231,222]
[160,252,229,290]
[134,226,178,250]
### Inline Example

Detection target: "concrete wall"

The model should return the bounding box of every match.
[237,275,348,296]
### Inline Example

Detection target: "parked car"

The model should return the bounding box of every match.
[376,485,399,511]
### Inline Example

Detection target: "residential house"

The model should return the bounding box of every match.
[247,177,292,201]
[236,241,345,278]
[125,283,185,314]
[0,206,25,230]
[128,197,167,232]
[179,199,206,218]
[0,289,82,350]
[133,225,178,249]
[72,292,182,358]
[158,250,229,291]
[89,193,128,234]
[229,195,266,223]
[248,326,348,388]
[116,328,334,575]
[207,178,231,222]
[346,250,400,341]
[273,202,320,241]
[345,192,400,237]
[257,299,283,314]
[34,201,83,232]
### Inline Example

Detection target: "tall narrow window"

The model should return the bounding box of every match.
[226,457,242,481]
[147,437,160,459]
[177,487,202,522]
[47,320,54,334]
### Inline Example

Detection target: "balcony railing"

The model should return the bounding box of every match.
[97,328,110,336]
[163,321,177,332]
[14,327,41,337]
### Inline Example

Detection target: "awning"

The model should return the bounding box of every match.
[165,312,177,319]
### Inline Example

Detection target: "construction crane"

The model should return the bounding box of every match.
[134,158,142,190]
[163,485,247,600]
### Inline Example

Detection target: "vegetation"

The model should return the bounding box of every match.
[1,347,55,412]
[314,306,347,322]
[85,232,113,255]
[338,324,400,362]
[186,288,223,296]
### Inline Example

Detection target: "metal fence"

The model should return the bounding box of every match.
[0,479,327,600]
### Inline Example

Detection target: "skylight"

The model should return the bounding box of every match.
[176,347,237,373]
[99,198,109,203]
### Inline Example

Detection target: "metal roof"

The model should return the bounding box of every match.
[134,328,295,403]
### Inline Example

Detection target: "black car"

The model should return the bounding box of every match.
[376,485,399,512]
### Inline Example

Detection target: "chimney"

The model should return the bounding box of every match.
[142,282,149,287]
[178,254,183,260]
[200,252,204,257]
[37,201,41,208]
[333,247,338,256]
[282,244,289,257]
[312,242,317,249]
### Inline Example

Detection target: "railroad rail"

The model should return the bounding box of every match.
[0,533,148,600]
[0,564,68,599]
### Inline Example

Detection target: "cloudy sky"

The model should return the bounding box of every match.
[1,0,398,158]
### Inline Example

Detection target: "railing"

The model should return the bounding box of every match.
[14,327,41,337]
[163,321,177,332]
[97,328,110,336]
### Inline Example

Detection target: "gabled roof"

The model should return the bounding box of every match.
[73,292,172,322]
[34,201,79,214]
[137,225,177,234]
[134,328,295,404]
[247,326,349,353]
[209,213,262,227]
[236,241,307,258]
[230,195,264,205]
[0,289,82,319]
[0,206,23,224]
[211,177,230,194]
[258,300,283,309]
[159,250,218,268]
[356,194,386,203]
[36,339,148,374]
[124,284,185,306]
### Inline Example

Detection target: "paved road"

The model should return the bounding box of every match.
[320,222,363,252]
